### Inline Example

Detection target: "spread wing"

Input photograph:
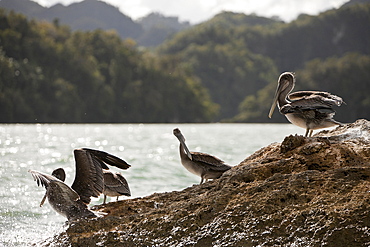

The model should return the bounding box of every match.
[103,170,131,196]
[29,169,60,189]
[81,148,131,170]
[190,152,231,171]
[71,149,106,204]
[29,169,80,207]
[71,148,131,204]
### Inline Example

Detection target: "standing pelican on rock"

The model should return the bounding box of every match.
[29,148,131,221]
[268,72,344,137]
[173,128,232,184]
[102,169,131,204]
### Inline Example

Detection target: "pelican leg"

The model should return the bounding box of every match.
[200,177,204,184]
[309,130,313,137]
[305,128,310,137]
[103,195,107,204]
[116,196,119,201]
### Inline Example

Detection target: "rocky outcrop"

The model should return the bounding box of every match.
[42,119,370,246]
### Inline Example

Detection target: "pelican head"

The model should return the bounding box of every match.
[173,128,192,160]
[51,168,66,182]
[268,72,295,118]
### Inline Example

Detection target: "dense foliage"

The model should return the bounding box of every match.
[261,4,370,71]
[158,12,281,119]
[1,2,370,123]
[159,4,370,122]
[0,9,217,123]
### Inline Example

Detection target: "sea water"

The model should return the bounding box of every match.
[0,123,302,246]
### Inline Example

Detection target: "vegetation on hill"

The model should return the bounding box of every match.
[137,12,191,47]
[1,1,370,123]
[157,12,283,119]
[0,9,217,123]
[158,4,370,122]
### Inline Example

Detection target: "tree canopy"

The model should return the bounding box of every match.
[1,2,370,123]
[158,4,370,122]
[0,9,217,123]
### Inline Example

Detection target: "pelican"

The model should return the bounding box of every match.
[173,128,232,184]
[102,170,131,204]
[268,72,344,137]
[29,148,131,221]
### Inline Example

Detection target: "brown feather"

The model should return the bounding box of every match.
[71,149,104,204]
[71,148,131,204]
[190,152,228,169]
[103,170,131,197]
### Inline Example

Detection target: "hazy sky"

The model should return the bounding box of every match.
[32,0,349,24]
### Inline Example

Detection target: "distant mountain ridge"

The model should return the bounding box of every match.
[0,0,190,46]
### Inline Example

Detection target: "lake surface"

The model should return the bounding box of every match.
[0,123,304,246]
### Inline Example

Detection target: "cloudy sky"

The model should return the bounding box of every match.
[32,0,349,24]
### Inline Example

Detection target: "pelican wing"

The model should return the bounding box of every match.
[289,91,343,107]
[71,149,106,204]
[49,180,80,202]
[81,148,131,170]
[47,180,95,221]
[280,104,336,116]
[71,148,131,204]
[191,152,231,171]
[29,169,60,189]
[103,171,131,196]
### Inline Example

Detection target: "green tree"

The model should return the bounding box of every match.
[0,9,217,123]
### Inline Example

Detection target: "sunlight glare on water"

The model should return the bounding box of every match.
[0,123,302,246]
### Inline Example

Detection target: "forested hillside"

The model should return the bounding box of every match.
[1,1,370,123]
[158,12,283,119]
[0,10,217,123]
[158,3,370,122]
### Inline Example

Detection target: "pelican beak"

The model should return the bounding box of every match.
[269,75,290,118]
[268,87,279,118]
[40,193,47,207]
[185,146,193,160]
[180,138,193,160]
[174,128,193,160]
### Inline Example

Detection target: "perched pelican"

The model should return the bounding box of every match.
[268,72,344,137]
[29,148,131,221]
[173,128,232,184]
[102,170,131,204]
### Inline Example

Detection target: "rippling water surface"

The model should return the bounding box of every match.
[0,123,302,246]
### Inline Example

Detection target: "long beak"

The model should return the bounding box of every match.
[269,76,290,118]
[268,87,279,118]
[179,138,193,160]
[40,193,47,207]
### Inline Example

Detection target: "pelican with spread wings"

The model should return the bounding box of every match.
[29,148,131,221]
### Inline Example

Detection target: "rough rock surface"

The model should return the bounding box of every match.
[42,119,370,246]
